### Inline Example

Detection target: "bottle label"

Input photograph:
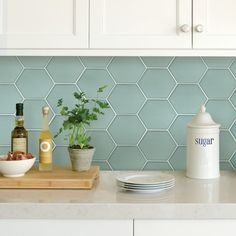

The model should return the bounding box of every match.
[13,138,27,153]
[39,139,52,164]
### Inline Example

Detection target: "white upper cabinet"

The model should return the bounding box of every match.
[90,0,192,49]
[0,0,88,49]
[193,0,236,49]
[0,0,236,55]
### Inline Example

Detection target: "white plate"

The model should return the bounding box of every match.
[117,181,175,189]
[120,184,174,193]
[117,180,175,187]
[116,173,175,185]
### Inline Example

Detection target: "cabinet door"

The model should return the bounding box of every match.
[0,220,133,236]
[135,220,236,236]
[90,0,192,49]
[193,0,236,49]
[0,0,88,49]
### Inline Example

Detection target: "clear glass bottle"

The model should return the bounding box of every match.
[11,103,28,153]
[39,106,53,171]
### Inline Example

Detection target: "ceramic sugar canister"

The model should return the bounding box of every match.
[186,105,220,179]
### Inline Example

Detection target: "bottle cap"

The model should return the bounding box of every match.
[42,106,50,115]
[187,105,220,128]
[16,103,24,116]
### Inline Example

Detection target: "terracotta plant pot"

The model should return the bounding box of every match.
[68,147,95,171]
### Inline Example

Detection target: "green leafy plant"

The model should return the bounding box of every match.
[54,86,109,149]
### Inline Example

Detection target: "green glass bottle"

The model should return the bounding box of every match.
[11,103,28,153]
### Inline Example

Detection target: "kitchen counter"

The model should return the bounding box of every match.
[0,171,236,219]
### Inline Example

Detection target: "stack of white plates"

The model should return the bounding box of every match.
[116,173,175,193]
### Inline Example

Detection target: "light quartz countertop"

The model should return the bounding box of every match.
[0,171,236,219]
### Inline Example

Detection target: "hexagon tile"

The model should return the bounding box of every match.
[47,57,84,83]
[108,116,145,145]
[169,57,207,83]
[77,69,115,98]
[200,69,236,99]
[108,57,145,83]
[138,69,176,98]
[108,84,145,114]
[16,69,53,99]
[139,100,176,129]
[0,56,236,171]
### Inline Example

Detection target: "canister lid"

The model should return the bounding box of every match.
[187,105,220,128]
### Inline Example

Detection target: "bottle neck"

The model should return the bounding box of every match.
[15,116,24,127]
[42,114,49,131]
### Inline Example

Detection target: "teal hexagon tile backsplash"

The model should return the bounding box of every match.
[139,131,176,161]
[1,56,236,171]
[108,84,145,114]
[138,69,176,98]
[87,102,115,129]
[230,121,236,139]
[108,146,146,170]
[230,153,236,170]
[229,59,236,76]
[47,84,79,114]
[0,57,22,83]
[80,57,111,68]
[0,146,11,155]
[139,100,176,129]
[77,69,115,98]
[230,91,236,108]
[200,70,236,99]
[16,69,53,99]
[92,161,112,170]
[169,84,207,114]
[220,161,234,171]
[169,115,194,145]
[0,115,15,145]
[169,146,186,170]
[50,115,68,146]
[108,116,145,145]
[143,161,172,170]
[53,146,70,166]
[18,57,51,68]
[87,131,115,161]
[108,57,145,83]
[24,100,54,130]
[28,131,40,160]
[206,100,236,129]
[0,85,23,114]
[141,57,173,67]
[220,131,236,161]
[203,57,234,68]
[169,57,207,83]
[46,57,84,83]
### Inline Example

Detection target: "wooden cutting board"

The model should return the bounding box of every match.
[0,166,99,189]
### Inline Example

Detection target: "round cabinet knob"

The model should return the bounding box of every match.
[180,24,190,33]
[195,24,204,33]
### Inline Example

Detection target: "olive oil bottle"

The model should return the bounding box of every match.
[11,103,28,153]
[39,106,52,171]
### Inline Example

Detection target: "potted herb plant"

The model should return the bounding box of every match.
[54,86,109,171]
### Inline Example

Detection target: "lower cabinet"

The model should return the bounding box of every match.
[3,219,236,235]
[0,220,133,236]
[134,220,236,236]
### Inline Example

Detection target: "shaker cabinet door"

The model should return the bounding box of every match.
[193,0,236,49]
[0,220,133,236]
[0,0,88,49]
[90,0,192,49]
[135,220,236,236]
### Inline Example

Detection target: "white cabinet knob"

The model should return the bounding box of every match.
[180,24,190,33]
[195,24,204,33]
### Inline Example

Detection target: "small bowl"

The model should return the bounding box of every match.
[0,156,36,177]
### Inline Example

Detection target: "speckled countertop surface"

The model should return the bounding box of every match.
[0,171,236,219]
